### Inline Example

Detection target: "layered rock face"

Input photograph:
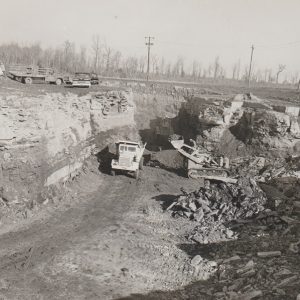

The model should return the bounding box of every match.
[0,90,136,205]
[179,95,300,158]
[230,109,300,157]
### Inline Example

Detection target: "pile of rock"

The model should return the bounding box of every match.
[168,179,267,225]
[167,178,267,244]
[212,251,299,299]
[93,90,132,115]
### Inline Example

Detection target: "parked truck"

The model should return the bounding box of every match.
[111,141,146,179]
[7,65,65,85]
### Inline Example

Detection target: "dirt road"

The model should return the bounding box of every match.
[0,166,202,300]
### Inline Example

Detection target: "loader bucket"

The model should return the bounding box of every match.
[170,139,184,149]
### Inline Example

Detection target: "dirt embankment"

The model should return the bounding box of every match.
[0,87,138,223]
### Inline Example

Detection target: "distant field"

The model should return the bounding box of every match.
[1,76,299,105]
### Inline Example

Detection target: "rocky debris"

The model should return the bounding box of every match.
[91,89,133,115]
[207,247,300,299]
[164,177,270,251]
[167,179,267,244]
[233,93,261,102]
[257,251,281,258]
[180,178,300,299]
[178,93,300,160]
[229,108,300,158]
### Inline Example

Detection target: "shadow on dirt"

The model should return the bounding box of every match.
[152,194,177,210]
[114,280,214,300]
[176,242,216,260]
[113,237,261,300]
[95,146,115,175]
[138,100,202,152]
[147,161,186,177]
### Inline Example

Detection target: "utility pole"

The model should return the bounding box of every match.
[248,44,254,88]
[145,36,154,81]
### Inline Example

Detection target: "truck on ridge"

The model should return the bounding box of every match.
[7,65,65,85]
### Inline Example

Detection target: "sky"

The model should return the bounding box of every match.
[1,0,300,78]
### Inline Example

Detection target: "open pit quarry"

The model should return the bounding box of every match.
[0,80,300,300]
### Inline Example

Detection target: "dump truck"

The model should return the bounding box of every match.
[7,65,65,85]
[111,141,146,179]
[170,136,236,183]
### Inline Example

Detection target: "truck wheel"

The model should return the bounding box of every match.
[24,77,33,84]
[139,157,144,170]
[55,78,63,85]
[134,170,139,179]
[111,170,116,176]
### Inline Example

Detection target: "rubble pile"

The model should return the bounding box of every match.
[173,177,300,299]
[193,249,300,299]
[177,94,300,159]
[91,90,132,115]
[167,179,267,244]
[230,154,300,184]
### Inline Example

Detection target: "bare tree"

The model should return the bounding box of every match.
[255,69,263,82]
[159,56,165,76]
[151,54,159,74]
[63,40,75,72]
[290,71,299,85]
[111,51,122,74]
[123,56,138,77]
[172,57,184,78]
[236,59,241,80]
[232,59,241,80]
[104,46,113,73]
[207,64,213,78]
[138,56,146,73]
[213,56,220,79]
[232,63,237,80]
[165,62,171,77]
[268,69,275,83]
[79,46,87,71]
[192,60,199,80]
[219,66,226,79]
[92,35,101,72]
[242,66,249,81]
[276,64,286,84]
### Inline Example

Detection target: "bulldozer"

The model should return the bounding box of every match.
[111,140,146,179]
[170,136,236,183]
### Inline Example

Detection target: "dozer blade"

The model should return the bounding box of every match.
[170,139,184,150]
[188,169,237,183]
[187,167,237,183]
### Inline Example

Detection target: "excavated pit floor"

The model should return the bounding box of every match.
[0,80,300,299]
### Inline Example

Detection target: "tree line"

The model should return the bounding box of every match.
[0,38,297,85]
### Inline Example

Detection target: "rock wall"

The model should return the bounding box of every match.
[0,90,136,206]
[230,109,300,157]
[177,95,300,158]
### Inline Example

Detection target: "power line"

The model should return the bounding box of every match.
[145,36,154,81]
[248,45,254,88]
[256,40,300,49]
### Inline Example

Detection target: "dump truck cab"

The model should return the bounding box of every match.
[111,141,146,179]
